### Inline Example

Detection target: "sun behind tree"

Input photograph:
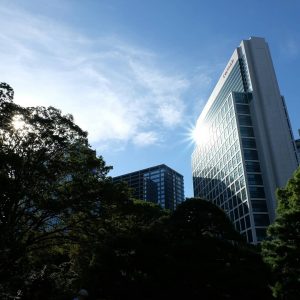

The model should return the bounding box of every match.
[0,82,112,299]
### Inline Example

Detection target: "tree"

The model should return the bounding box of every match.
[262,167,300,300]
[159,198,272,300]
[0,82,273,299]
[70,196,169,299]
[0,83,112,299]
[75,197,272,300]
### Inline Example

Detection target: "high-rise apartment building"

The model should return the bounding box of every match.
[113,164,184,210]
[192,37,298,243]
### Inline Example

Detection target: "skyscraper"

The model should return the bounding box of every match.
[295,137,300,161]
[113,164,184,210]
[192,37,298,243]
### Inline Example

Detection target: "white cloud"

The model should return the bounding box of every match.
[128,61,189,127]
[133,131,160,147]
[0,5,213,150]
[158,102,184,127]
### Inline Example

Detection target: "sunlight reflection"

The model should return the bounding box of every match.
[190,122,209,146]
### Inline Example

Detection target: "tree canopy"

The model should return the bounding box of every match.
[0,82,112,298]
[262,167,300,300]
[0,82,273,299]
[73,198,272,300]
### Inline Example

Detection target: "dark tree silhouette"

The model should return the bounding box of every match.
[262,167,300,300]
[76,198,272,300]
[0,83,273,300]
[0,83,111,299]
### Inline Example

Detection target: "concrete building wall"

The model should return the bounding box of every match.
[240,37,298,221]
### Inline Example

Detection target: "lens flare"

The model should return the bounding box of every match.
[191,122,209,146]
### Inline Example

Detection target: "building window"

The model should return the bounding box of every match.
[242,138,256,149]
[235,221,241,231]
[238,115,252,126]
[256,228,267,241]
[244,149,258,160]
[234,93,249,104]
[254,214,270,226]
[247,229,253,243]
[251,200,268,212]
[245,215,251,228]
[240,218,246,231]
[236,104,250,114]
[245,161,261,172]
[249,186,265,198]
[240,127,254,137]
[247,174,263,185]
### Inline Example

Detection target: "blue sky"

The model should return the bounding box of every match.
[1,0,299,197]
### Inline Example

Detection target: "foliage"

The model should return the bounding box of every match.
[75,198,272,300]
[0,82,112,299]
[262,167,300,300]
[0,82,14,103]
[0,82,273,299]
[69,194,169,299]
[159,198,271,300]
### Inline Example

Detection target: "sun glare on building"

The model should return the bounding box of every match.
[191,122,209,146]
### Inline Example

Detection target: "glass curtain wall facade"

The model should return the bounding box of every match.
[192,37,298,243]
[113,164,184,210]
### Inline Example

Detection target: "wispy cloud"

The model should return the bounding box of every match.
[0,5,191,149]
[133,131,160,147]
[0,4,218,152]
